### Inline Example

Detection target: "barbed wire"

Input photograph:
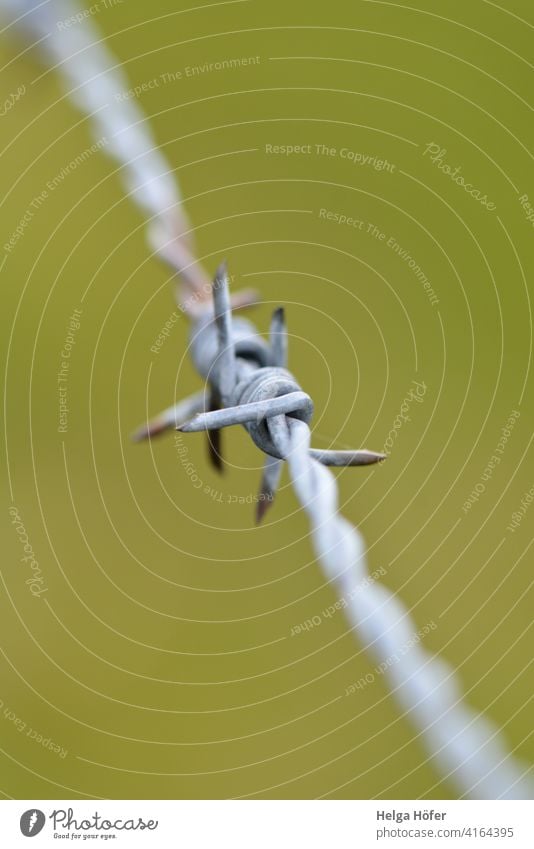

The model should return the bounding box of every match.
[6,0,533,800]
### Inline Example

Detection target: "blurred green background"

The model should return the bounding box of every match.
[1,0,532,799]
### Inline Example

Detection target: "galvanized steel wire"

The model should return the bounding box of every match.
[7,0,533,801]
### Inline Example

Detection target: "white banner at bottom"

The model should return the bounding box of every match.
[0,799,532,847]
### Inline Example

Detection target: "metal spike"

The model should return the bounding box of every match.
[270,307,287,367]
[256,454,283,524]
[206,389,224,473]
[212,261,236,406]
[309,448,386,466]
[177,392,311,432]
[229,289,260,312]
[131,390,206,442]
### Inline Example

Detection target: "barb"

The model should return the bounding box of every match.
[212,262,237,406]
[10,0,532,801]
[131,390,206,443]
[155,271,533,800]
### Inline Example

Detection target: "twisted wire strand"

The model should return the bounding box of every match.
[277,419,533,800]
[182,273,533,800]
[2,0,219,303]
[4,0,180,218]
[7,0,532,800]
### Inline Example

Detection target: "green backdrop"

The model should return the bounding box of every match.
[1,0,532,799]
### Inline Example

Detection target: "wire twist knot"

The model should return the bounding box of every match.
[231,367,313,459]
[135,261,385,519]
